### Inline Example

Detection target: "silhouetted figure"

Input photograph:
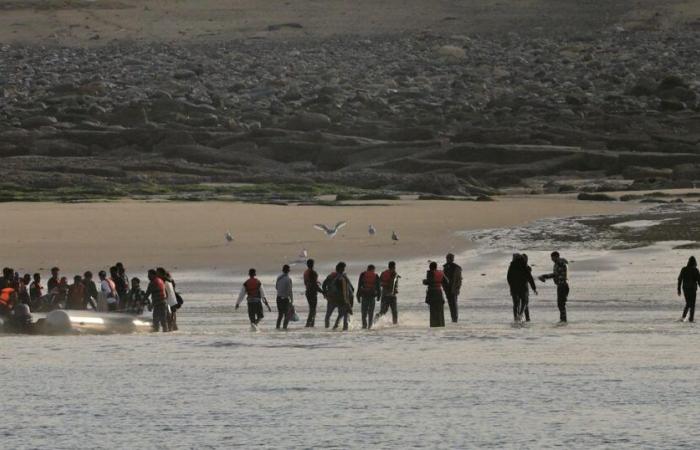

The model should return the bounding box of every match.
[145,269,169,332]
[423,261,449,328]
[539,251,569,323]
[66,275,86,310]
[303,259,322,327]
[678,256,700,322]
[357,264,380,329]
[443,253,462,323]
[507,254,537,322]
[376,261,400,324]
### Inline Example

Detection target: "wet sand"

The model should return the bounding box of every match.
[0,197,638,275]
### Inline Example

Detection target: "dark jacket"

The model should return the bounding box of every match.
[678,266,700,292]
[443,262,462,296]
[507,259,536,293]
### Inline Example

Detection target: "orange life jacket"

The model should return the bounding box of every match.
[380,270,395,289]
[244,278,261,298]
[0,287,15,306]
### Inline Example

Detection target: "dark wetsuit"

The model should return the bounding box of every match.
[678,266,700,322]
[443,262,462,323]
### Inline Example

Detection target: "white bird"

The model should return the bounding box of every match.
[314,221,347,239]
[391,231,399,242]
[368,224,376,236]
[225,231,234,243]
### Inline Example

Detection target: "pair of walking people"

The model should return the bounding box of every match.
[235,267,294,330]
[507,251,570,323]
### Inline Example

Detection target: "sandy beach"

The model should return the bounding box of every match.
[0,196,638,274]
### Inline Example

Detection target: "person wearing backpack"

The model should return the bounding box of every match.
[357,264,381,329]
[322,262,354,331]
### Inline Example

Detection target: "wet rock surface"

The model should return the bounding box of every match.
[1,30,699,200]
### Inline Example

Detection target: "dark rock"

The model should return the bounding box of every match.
[284,112,331,131]
[577,192,615,201]
[21,116,58,128]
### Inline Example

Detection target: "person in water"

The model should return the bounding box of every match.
[375,261,400,325]
[99,270,119,311]
[357,264,380,329]
[236,268,271,328]
[157,268,179,331]
[114,263,130,310]
[29,273,43,310]
[678,256,700,322]
[539,251,569,323]
[275,264,294,330]
[127,277,149,314]
[423,261,449,328]
[47,267,60,292]
[18,274,31,305]
[303,259,323,328]
[66,275,86,310]
[82,271,98,311]
[322,262,354,331]
[507,254,537,322]
[443,253,463,323]
[145,269,169,332]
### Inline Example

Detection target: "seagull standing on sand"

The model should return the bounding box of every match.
[368,225,376,236]
[225,231,234,243]
[391,231,399,242]
[314,221,347,239]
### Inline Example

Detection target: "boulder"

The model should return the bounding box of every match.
[285,112,331,131]
[577,192,616,201]
[21,116,58,128]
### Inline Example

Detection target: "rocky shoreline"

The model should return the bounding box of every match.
[1,30,699,202]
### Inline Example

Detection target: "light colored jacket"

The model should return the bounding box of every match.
[275,273,294,302]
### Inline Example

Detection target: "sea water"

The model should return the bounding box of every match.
[2,204,700,449]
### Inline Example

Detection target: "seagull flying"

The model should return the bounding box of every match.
[368,225,376,236]
[391,231,399,242]
[225,231,234,243]
[314,221,347,239]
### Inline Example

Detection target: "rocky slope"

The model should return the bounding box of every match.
[1,29,699,201]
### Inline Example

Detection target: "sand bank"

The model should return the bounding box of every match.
[0,197,639,274]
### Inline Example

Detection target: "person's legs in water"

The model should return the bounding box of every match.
[361,296,376,329]
[324,302,337,328]
[334,305,349,330]
[305,292,317,327]
[276,297,290,329]
[389,297,398,324]
[376,296,398,324]
[445,293,458,323]
[522,290,530,322]
[152,303,168,332]
[557,283,569,322]
[429,302,445,327]
[248,302,263,325]
[511,291,521,322]
[684,289,696,322]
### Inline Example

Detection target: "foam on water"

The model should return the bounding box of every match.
[3,204,700,448]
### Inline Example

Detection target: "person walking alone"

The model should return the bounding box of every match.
[678,256,700,322]
[235,269,271,330]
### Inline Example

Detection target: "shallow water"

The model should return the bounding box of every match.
[3,206,700,449]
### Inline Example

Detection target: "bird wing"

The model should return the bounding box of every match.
[335,221,347,231]
[314,224,331,233]
[301,249,308,258]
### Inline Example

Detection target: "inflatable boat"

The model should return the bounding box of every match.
[0,309,152,335]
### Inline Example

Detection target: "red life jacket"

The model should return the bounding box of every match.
[360,271,378,295]
[380,270,395,289]
[0,287,15,306]
[244,278,261,298]
[431,270,445,289]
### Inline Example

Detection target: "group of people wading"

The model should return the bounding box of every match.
[0,264,184,332]
[235,254,464,330]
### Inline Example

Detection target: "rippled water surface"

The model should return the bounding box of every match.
[3,206,700,449]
